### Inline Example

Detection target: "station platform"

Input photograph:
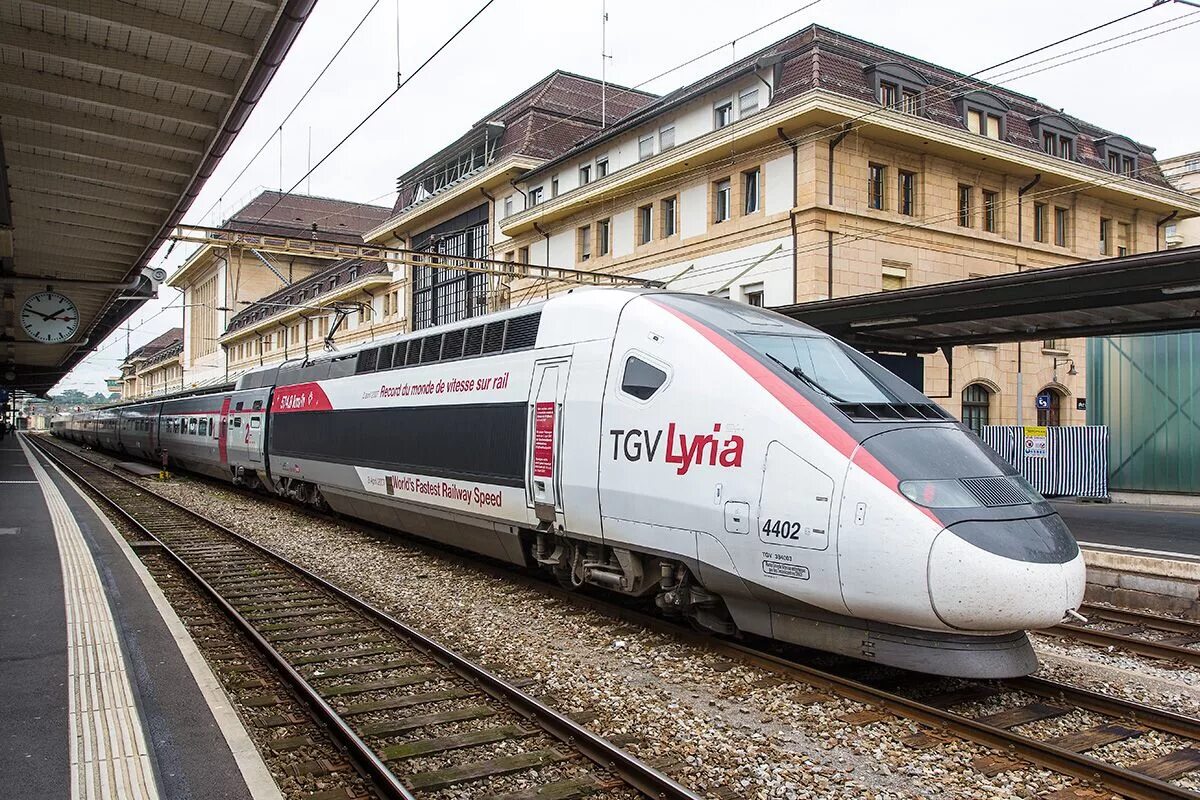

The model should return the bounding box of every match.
[0,433,277,800]
[1053,499,1200,558]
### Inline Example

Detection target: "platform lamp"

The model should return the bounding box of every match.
[1052,357,1077,382]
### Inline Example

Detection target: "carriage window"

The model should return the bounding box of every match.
[189,418,198,434]
[199,419,208,436]
[250,418,262,429]
[621,356,668,400]
[236,402,244,411]
[252,400,263,410]
[234,417,242,428]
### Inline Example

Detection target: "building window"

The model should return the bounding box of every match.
[1037,389,1063,427]
[662,196,678,237]
[1054,207,1068,247]
[899,170,915,216]
[743,284,764,307]
[1100,218,1110,255]
[714,101,733,129]
[1118,221,1132,256]
[659,125,675,151]
[638,204,653,245]
[738,87,759,116]
[411,211,489,331]
[578,225,592,261]
[503,195,513,218]
[868,164,885,210]
[1042,131,1055,154]
[551,176,559,198]
[518,246,529,263]
[901,89,919,114]
[1122,156,1135,177]
[743,168,760,214]
[1107,152,1121,173]
[714,179,731,222]
[638,135,654,161]
[882,261,908,291]
[967,109,1002,139]
[528,186,543,207]
[504,250,514,262]
[597,218,611,257]
[579,164,592,185]
[1034,203,1047,243]
[596,157,609,178]
[958,184,973,227]
[983,190,999,233]
[879,81,898,108]
[961,383,992,435]
[1059,137,1073,160]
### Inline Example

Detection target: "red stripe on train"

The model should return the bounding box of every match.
[652,300,942,526]
[270,382,333,413]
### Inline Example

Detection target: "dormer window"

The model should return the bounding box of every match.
[1096,136,1139,177]
[955,90,1009,141]
[1030,115,1078,162]
[865,62,927,115]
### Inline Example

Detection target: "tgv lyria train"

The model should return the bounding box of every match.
[56,289,1085,677]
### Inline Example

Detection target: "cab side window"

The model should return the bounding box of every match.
[621,356,668,401]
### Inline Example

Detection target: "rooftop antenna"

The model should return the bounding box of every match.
[601,0,611,127]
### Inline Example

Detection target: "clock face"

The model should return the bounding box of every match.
[21,291,80,343]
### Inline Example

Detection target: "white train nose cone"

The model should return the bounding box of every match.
[928,521,1086,631]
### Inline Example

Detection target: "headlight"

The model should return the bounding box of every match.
[899,479,982,508]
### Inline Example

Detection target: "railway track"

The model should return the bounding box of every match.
[28,435,701,800]
[36,435,1200,800]
[1050,605,1200,668]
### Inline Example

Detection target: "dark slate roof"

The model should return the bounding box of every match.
[224,258,386,335]
[225,191,393,244]
[125,327,182,365]
[523,25,1172,188]
[392,71,658,212]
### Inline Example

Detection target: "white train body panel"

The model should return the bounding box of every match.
[56,288,1085,678]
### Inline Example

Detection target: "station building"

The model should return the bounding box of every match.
[165,191,392,389]
[205,27,1200,433]
[116,327,183,401]
[218,70,658,364]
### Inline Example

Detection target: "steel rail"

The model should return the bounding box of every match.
[28,436,417,800]
[28,435,702,800]
[1050,605,1200,668]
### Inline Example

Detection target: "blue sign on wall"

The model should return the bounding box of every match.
[1035,392,1052,410]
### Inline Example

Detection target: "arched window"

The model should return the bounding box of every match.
[961,383,992,434]
[1037,388,1064,426]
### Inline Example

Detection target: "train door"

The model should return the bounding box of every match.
[526,358,569,525]
[218,397,230,465]
[247,399,264,463]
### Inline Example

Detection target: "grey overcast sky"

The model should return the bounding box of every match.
[55,0,1200,394]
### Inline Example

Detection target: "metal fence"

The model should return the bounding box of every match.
[979,425,1109,499]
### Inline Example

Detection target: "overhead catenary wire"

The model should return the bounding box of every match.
[195,0,387,227]
[248,0,500,227]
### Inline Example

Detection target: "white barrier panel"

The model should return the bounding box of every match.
[979,425,1109,499]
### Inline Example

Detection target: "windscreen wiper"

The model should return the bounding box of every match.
[764,352,849,403]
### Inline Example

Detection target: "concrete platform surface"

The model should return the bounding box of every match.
[1,434,277,800]
[1053,499,1200,558]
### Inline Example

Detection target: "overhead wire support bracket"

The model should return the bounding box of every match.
[168,224,665,289]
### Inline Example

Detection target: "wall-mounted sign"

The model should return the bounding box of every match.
[1076,397,1087,411]
[21,291,79,343]
[1035,393,1052,410]
[1023,425,1048,458]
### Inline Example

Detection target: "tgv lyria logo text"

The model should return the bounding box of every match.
[609,423,744,475]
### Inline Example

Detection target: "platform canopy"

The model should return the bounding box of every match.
[775,246,1200,353]
[0,0,317,395]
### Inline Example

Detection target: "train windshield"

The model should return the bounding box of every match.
[741,333,895,403]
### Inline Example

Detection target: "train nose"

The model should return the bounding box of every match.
[927,516,1086,631]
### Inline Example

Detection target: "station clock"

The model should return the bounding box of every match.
[21,290,80,343]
